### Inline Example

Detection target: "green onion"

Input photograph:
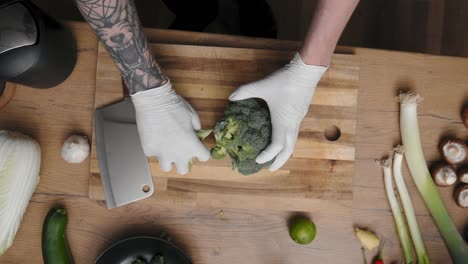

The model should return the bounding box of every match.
[379,157,414,264]
[393,147,429,263]
[398,92,468,263]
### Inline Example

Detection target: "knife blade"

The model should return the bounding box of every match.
[95,97,154,208]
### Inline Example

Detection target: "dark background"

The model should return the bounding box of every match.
[33,0,468,57]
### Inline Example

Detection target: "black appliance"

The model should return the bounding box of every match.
[0,0,76,95]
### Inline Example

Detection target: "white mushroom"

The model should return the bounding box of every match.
[454,185,468,208]
[458,168,468,184]
[439,139,467,165]
[432,164,457,187]
[61,135,90,164]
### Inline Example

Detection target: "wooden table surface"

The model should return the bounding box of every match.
[0,21,467,264]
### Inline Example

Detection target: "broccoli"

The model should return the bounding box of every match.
[211,98,273,175]
[195,129,213,141]
[211,146,227,160]
[131,254,165,264]
[150,254,165,264]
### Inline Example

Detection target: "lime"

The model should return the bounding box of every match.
[289,217,316,245]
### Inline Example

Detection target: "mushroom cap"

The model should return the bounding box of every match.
[454,185,468,208]
[458,167,468,184]
[432,164,457,186]
[439,139,467,165]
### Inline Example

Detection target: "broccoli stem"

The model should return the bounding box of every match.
[195,129,213,141]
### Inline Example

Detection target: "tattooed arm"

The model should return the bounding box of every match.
[75,0,210,174]
[75,0,166,94]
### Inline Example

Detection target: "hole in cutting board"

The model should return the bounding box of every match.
[324,125,341,141]
[142,184,151,193]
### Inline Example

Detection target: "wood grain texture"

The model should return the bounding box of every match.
[31,0,468,57]
[1,22,468,264]
[89,43,360,212]
[0,83,16,110]
[0,22,98,197]
[1,193,355,264]
[354,49,468,263]
[346,0,468,57]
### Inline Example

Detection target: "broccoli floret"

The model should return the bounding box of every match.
[211,98,273,175]
[236,158,270,175]
[211,146,227,160]
[195,129,213,140]
[150,254,165,264]
[132,254,165,264]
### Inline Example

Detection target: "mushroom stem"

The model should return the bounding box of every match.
[432,164,457,187]
[439,139,467,165]
[458,167,468,184]
[454,185,468,208]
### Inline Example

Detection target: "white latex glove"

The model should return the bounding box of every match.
[131,81,210,175]
[229,53,327,171]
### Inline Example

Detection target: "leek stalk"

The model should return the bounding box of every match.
[398,93,468,263]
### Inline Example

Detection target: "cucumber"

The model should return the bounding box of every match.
[42,208,73,264]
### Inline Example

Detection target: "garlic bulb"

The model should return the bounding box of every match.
[61,135,90,164]
[0,130,41,255]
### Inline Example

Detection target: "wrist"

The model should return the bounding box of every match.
[299,32,334,67]
[289,53,328,77]
[125,68,168,95]
[131,80,178,110]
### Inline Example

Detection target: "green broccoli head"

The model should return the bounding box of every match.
[236,158,273,175]
[211,98,274,175]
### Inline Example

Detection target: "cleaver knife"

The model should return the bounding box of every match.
[95,97,154,208]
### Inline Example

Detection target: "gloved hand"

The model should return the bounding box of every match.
[229,53,327,171]
[131,81,210,175]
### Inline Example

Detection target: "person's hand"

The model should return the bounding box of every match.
[229,53,327,171]
[131,81,210,175]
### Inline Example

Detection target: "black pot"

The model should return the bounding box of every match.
[94,236,192,264]
[0,0,76,91]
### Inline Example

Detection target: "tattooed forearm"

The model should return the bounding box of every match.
[75,0,167,93]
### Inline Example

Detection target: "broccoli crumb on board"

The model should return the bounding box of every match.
[212,98,273,175]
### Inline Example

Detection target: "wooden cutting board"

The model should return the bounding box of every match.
[89,43,359,211]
